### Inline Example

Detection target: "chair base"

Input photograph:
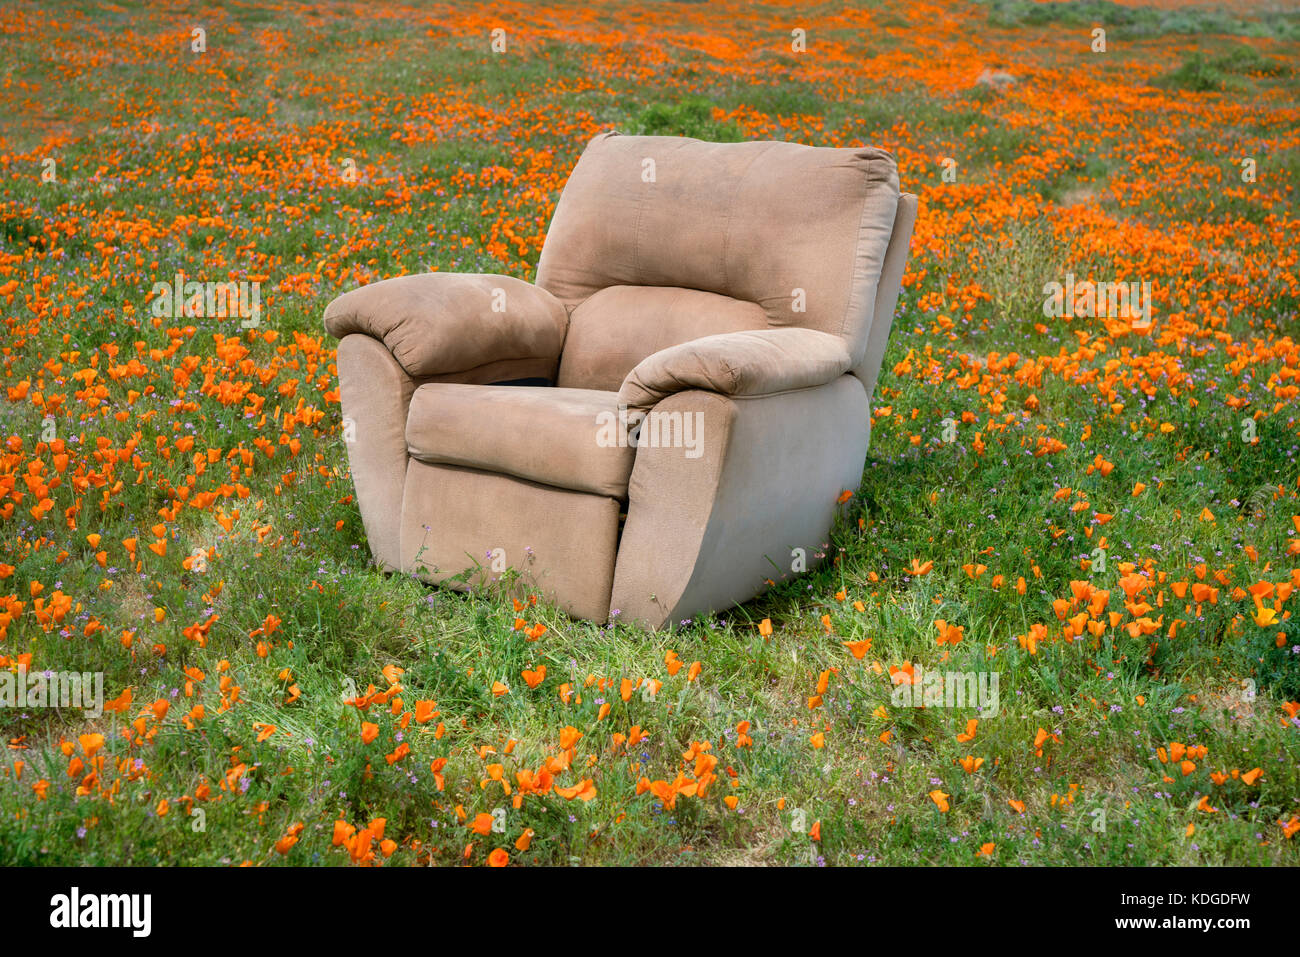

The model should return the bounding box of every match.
[399,460,620,621]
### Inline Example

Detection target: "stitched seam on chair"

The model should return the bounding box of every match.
[633,139,698,287]
[401,354,558,380]
[725,378,852,402]
[554,299,576,358]
[719,358,740,393]
[634,140,679,283]
[633,372,850,410]
[721,143,777,297]
[632,163,648,283]
[405,451,629,500]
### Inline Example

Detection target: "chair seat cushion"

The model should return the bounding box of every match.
[405,383,636,498]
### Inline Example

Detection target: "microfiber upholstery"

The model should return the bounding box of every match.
[324,273,568,382]
[336,334,417,572]
[610,377,871,629]
[405,383,636,498]
[556,286,770,391]
[324,132,917,629]
[400,461,621,622]
[617,327,854,412]
[536,132,900,388]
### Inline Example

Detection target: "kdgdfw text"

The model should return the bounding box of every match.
[1121,893,1250,907]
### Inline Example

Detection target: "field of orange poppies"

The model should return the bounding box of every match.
[1,0,1298,867]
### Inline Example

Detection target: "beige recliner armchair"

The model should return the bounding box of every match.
[324,132,917,629]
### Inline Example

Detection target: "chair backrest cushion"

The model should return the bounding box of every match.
[555,285,769,391]
[537,132,901,391]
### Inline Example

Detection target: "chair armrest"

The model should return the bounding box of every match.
[324,273,569,381]
[335,335,416,572]
[617,328,853,411]
[610,377,870,629]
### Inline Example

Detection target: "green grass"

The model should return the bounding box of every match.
[0,0,1298,867]
[633,97,745,140]
[1157,43,1292,92]
[984,0,1300,40]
